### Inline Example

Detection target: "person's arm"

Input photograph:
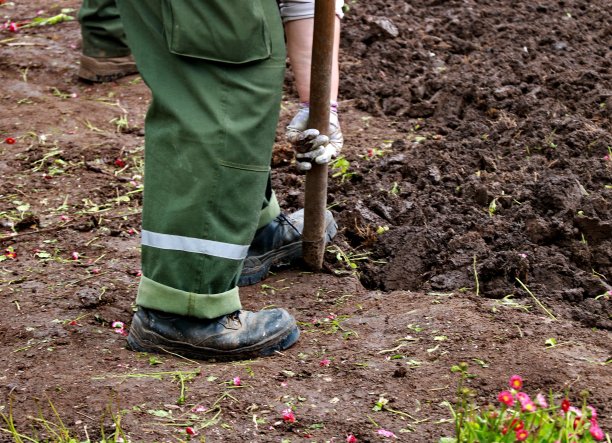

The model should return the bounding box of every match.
[284,16,341,104]
[280,1,344,171]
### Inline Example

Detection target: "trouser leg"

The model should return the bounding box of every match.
[116,0,286,319]
[79,0,130,57]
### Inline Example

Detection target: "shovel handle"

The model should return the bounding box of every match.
[302,0,336,270]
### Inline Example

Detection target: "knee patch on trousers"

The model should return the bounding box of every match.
[278,0,344,22]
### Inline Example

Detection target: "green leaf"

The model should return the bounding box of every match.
[147,409,171,418]
[545,337,558,347]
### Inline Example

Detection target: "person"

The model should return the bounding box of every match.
[79,0,344,361]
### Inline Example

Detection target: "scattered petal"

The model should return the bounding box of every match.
[319,358,331,367]
[346,434,358,443]
[376,429,396,438]
[233,376,241,386]
[71,251,80,260]
[281,408,296,423]
[185,426,198,436]
[5,137,16,144]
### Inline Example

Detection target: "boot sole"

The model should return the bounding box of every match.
[126,317,300,362]
[238,219,338,286]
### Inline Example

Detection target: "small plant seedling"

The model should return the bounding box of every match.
[330,156,354,182]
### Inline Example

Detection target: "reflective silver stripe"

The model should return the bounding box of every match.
[141,230,250,260]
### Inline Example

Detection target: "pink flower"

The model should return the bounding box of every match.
[515,429,529,441]
[281,408,296,423]
[588,406,597,419]
[569,406,583,417]
[536,393,548,408]
[590,420,604,441]
[521,401,536,412]
[509,375,523,390]
[233,376,241,386]
[319,358,331,367]
[498,390,514,407]
[376,429,396,438]
[346,434,358,443]
[516,392,531,405]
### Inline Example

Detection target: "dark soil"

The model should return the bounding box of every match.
[0,0,610,442]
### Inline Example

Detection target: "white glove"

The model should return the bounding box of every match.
[286,103,344,171]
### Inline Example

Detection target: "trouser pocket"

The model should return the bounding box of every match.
[161,0,271,63]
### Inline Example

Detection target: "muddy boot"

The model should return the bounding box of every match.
[127,307,299,361]
[238,209,337,286]
[78,54,138,83]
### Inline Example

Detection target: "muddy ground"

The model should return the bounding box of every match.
[0,0,610,442]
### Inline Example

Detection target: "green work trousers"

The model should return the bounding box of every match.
[78,0,131,58]
[115,0,286,319]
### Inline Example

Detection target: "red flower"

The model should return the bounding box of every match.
[498,390,514,407]
[515,429,529,441]
[5,137,15,144]
[281,408,296,423]
[510,419,524,431]
[561,398,571,413]
[509,375,523,390]
[114,158,126,167]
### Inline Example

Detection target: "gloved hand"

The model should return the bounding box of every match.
[286,103,344,171]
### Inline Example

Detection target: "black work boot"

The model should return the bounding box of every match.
[238,209,337,286]
[127,307,299,361]
[78,54,138,83]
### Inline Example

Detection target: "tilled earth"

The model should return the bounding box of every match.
[0,0,610,442]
